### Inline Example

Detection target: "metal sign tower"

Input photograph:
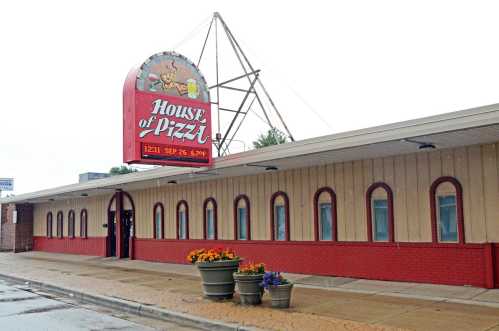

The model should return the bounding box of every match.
[197,12,295,156]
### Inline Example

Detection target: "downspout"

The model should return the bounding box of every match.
[12,205,17,253]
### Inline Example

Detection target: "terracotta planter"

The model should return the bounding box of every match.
[268,282,293,308]
[233,273,264,305]
[196,259,240,300]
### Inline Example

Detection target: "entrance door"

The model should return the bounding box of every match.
[108,211,116,257]
[107,191,135,259]
[122,210,133,258]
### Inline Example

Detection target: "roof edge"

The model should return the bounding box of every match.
[2,102,499,204]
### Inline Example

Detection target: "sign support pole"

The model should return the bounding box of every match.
[197,12,296,156]
[215,12,295,142]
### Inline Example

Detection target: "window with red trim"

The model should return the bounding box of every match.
[366,182,394,242]
[203,198,217,240]
[68,210,75,238]
[313,187,337,241]
[56,211,64,238]
[80,209,88,238]
[234,195,250,240]
[270,192,290,241]
[176,201,189,240]
[153,203,164,239]
[46,212,53,238]
[430,176,464,244]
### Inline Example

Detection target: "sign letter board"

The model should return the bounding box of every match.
[123,52,212,167]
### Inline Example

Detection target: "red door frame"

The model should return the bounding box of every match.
[107,190,135,259]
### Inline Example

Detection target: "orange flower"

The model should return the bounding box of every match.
[187,247,239,264]
[186,248,206,263]
[237,262,265,274]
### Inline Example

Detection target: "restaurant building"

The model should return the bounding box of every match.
[1,103,499,288]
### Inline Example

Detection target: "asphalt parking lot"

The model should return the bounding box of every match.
[0,279,199,331]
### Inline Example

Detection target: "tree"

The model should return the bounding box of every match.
[109,165,138,176]
[252,128,288,149]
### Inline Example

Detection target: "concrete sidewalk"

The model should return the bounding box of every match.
[1,252,499,331]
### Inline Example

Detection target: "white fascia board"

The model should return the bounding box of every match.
[2,103,499,204]
[214,103,499,168]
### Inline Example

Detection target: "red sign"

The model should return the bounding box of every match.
[123,52,212,167]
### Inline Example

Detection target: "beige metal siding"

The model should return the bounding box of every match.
[416,152,432,241]
[33,195,110,237]
[468,145,487,242]
[394,155,408,241]
[405,154,420,241]
[291,168,302,241]
[32,141,499,244]
[482,144,499,241]
[334,163,346,240]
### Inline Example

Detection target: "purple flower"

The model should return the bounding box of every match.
[261,271,286,289]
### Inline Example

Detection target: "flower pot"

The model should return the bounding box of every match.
[233,273,264,305]
[196,259,240,300]
[268,282,293,308]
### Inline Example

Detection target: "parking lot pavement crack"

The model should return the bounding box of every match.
[0,295,39,303]
[468,289,488,300]
[14,303,74,315]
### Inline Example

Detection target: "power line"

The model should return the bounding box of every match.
[172,15,212,51]
[236,37,335,132]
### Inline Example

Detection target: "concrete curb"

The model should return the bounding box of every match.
[0,273,262,331]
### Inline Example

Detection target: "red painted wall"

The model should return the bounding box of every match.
[31,236,498,288]
[33,236,106,257]
[494,244,499,288]
[134,239,496,288]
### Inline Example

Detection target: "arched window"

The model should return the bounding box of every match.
[270,191,290,241]
[203,198,217,240]
[80,209,88,238]
[313,187,337,241]
[234,195,250,240]
[68,210,75,238]
[46,212,53,238]
[430,176,464,244]
[366,182,394,242]
[176,200,189,240]
[56,211,64,238]
[153,202,164,239]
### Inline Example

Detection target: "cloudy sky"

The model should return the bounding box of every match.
[1,0,498,196]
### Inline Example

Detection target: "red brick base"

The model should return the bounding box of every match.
[134,239,498,289]
[33,237,106,256]
[494,243,499,288]
[30,236,498,289]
